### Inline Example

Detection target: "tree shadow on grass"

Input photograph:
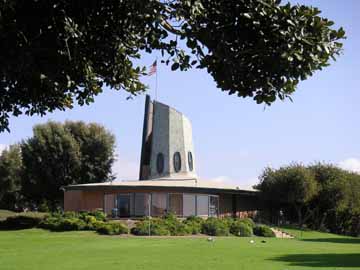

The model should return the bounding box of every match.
[270,253,360,268]
[302,238,360,244]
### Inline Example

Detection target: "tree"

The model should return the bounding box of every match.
[0,0,345,131]
[0,145,22,210]
[308,163,349,231]
[21,121,115,208]
[256,164,318,226]
[64,121,116,184]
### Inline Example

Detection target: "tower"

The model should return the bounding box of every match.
[139,95,197,180]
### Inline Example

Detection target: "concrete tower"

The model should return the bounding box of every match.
[139,95,197,180]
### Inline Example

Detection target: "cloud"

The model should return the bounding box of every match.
[112,156,139,181]
[207,175,259,190]
[0,144,8,154]
[338,158,360,173]
[208,176,233,184]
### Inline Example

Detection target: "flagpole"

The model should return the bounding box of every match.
[155,57,158,101]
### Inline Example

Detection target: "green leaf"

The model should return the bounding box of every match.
[171,63,179,71]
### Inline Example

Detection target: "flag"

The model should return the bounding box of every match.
[148,60,157,76]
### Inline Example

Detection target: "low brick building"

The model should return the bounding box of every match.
[63,96,259,218]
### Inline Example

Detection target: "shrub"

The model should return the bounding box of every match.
[38,217,61,231]
[96,222,127,235]
[59,218,86,231]
[230,221,252,237]
[201,217,230,236]
[253,225,275,237]
[183,216,204,235]
[62,211,77,219]
[131,218,170,236]
[39,217,86,231]
[241,218,255,229]
[163,214,191,236]
[0,215,43,230]
[91,210,107,222]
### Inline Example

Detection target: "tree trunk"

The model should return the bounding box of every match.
[295,206,303,226]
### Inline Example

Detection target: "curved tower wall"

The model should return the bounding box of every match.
[139,96,197,180]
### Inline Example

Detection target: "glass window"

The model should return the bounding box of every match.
[151,193,167,216]
[134,193,150,216]
[104,194,116,216]
[117,194,131,217]
[183,194,196,217]
[156,153,164,174]
[173,152,181,172]
[168,193,183,216]
[209,195,219,217]
[188,152,193,171]
[196,195,209,216]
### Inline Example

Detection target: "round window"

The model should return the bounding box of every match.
[188,151,193,171]
[156,153,164,174]
[173,152,181,172]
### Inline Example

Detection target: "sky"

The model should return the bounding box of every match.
[1,0,359,188]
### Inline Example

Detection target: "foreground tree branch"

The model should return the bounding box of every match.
[0,0,345,131]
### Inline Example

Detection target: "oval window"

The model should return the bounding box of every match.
[156,153,164,174]
[188,151,193,171]
[173,152,181,172]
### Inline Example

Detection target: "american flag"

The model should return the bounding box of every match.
[148,60,157,76]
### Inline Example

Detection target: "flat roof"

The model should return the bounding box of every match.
[63,178,258,195]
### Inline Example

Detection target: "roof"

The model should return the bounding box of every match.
[63,178,258,195]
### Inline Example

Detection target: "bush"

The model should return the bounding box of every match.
[163,213,191,236]
[183,216,204,235]
[59,218,86,231]
[38,217,61,231]
[253,225,275,237]
[241,218,255,229]
[96,222,127,235]
[230,221,253,237]
[0,215,43,230]
[131,218,170,236]
[39,216,86,231]
[201,217,230,236]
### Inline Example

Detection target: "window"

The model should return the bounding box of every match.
[156,153,164,174]
[209,195,219,217]
[188,152,193,171]
[173,152,181,172]
[117,194,132,217]
[151,193,167,216]
[183,194,196,217]
[134,193,150,216]
[196,195,209,216]
[168,193,183,216]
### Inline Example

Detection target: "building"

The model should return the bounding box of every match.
[63,96,259,218]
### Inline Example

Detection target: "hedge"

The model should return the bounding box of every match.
[253,225,276,237]
[230,220,253,237]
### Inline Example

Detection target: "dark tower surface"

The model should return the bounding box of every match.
[139,95,197,181]
[139,95,153,180]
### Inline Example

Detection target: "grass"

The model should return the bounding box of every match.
[0,228,359,270]
[0,209,47,221]
[0,209,17,220]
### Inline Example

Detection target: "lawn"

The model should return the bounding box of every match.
[0,228,359,270]
[0,209,47,221]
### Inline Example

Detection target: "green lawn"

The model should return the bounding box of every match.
[0,209,16,220]
[0,228,359,270]
[0,209,47,221]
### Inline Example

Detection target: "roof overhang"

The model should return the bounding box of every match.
[63,179,258,196]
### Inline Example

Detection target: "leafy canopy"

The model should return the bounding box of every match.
[20,121,116,207]
[0,0,345,131]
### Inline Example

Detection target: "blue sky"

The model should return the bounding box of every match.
[1,0,359,187]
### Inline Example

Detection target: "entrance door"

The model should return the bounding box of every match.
[117,194,131,217]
